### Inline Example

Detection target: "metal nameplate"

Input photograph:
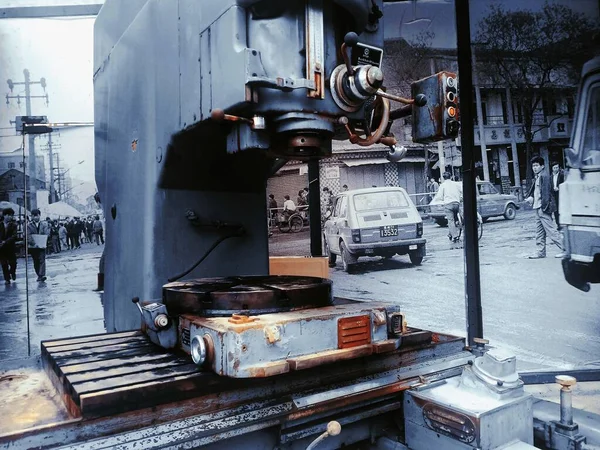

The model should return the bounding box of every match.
[351,43,383,68]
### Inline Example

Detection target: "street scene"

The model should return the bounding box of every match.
[1,206,596,372]
[270,207,600,371]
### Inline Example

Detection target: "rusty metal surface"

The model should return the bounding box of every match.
[337,315,371,349]
[1,331,469,449]
[163,276,333,316]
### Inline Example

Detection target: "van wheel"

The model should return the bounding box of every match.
[324,236,337,267]
[504,204,516,220]
[409,251,423,266]
[340,242,357,273]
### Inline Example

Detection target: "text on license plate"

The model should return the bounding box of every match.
[380,225,398,237]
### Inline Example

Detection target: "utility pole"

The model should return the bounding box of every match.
[6,69,48,209]
[48,132,55,203]
[54,153,62,199]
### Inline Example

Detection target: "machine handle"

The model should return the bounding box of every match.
[340,32,358,76]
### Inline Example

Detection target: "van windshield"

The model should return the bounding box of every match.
[582,83,600,167]
[353,191,410,211]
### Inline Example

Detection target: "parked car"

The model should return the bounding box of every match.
[323,187,426,273]
[429,180,520,226]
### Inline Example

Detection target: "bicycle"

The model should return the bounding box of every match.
[277,211,304,233]
[451,208,483,243]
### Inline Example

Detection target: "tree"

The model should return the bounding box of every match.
[474,2,599,187]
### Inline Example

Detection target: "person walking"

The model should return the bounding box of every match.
[27,209,50,282]
[0,208,18,285]
[432,172,463,245]
[85,217,94,244]
[50,220,61,253]
[525,156,565,259]
[93,215,104,245]
[65,217,74,250]
[268,194,278,221]
[73,217,83,249]
[58,222,68,250]
[550,161,565,228]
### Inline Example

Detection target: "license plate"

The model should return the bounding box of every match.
[380,225,398,237]
[409,244,417,250]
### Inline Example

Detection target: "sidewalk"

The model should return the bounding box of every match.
[0,244,105,362]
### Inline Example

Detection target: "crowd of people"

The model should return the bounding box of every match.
[0,207,104,284]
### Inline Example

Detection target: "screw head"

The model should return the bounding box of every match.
[555,375,577,387]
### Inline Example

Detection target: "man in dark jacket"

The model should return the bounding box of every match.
[550,161,565,227]
[65,217,74,250]
[0,208,18,284]
[525,156,565,259]
[72,217,83,249]
[27,209,50,282]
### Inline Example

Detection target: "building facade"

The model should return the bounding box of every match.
[0,168,47,207]
[0,148,46,185]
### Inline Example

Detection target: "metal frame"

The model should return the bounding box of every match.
[0,4,102,19]
[520,369,600,384]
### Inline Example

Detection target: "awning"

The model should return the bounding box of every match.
[341,156,425,167]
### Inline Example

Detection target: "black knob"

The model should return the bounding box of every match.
[344,32,359,47]
[415,94,427,107]
[132,297,140,304]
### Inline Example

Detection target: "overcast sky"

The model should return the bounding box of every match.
[0,0,598,188]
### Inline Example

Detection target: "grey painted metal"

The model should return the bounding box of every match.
[187,301,396,377]
[520,369,600,384]
[94,0,270,331]
[0,4,102,19]
[454,0,484,348]
[405,353,534,449]
[38,352,472,450]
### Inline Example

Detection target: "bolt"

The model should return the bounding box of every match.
[556,375,576,426]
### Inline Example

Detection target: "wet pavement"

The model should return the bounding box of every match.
[0,244,105,362]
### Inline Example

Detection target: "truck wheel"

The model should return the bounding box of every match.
[504,204,516,220]
[409,251,423,265]
[340,242,357,273]
[324,236,337,267]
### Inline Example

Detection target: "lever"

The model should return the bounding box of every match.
[132,297,144,314]
[341,32,358,76]
[306,421,342,450]
[211,109,253,125]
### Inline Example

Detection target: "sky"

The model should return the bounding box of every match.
[0,0,598,198]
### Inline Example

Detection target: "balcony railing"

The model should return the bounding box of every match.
[473,113,548,126]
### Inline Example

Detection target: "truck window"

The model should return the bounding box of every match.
[582,84,600,167]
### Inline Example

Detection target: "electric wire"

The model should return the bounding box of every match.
[167,230,244,283]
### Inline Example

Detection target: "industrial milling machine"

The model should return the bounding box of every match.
[1,1,596,450]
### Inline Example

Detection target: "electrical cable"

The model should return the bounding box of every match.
[167,230,244,283]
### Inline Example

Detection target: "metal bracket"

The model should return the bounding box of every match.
[246,48,315,92]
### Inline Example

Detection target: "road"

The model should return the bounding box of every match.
[0,245,105,362]
[1,210,598,371]
[269,209,600,371]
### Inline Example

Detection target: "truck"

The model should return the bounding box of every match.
[560,56,600,292]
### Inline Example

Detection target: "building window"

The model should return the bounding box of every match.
[513,100,523,124]
[500,90,508,124]
[8,162,15,169]
[19,162,24,168]
[567,95,575,118]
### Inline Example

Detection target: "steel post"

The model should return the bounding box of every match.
[308,159,322,257]
[454,0,484,348]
